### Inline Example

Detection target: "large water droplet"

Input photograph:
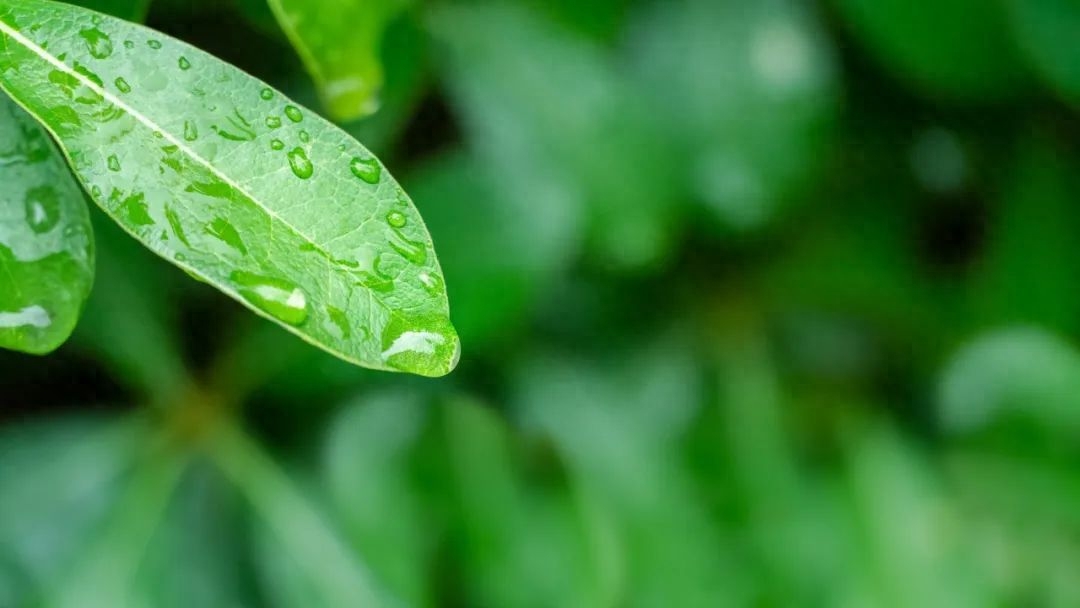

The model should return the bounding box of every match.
[24,186,60,234]
[287,147,313,179]
[418,271,444,295]
[284,105,303,123]
[114,77,131,93]
[123,40,135,49]
[386,211,406,228]
[0,306,51,330]
[178,56,191,70]
[183,120,198,142]
[230,271,309,326]
[380,314,460,377]
[79,27,113,59]
[349,156,381,184]
[299,130,310,143]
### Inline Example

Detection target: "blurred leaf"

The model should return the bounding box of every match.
[430,2,679,271]
[322,389,432,606]
[0,93,94,355]
[69,0,151,21]
[211,425,391,607]
[266,0,406,122]
[0,0,458,377]
[938,326,1080,437]
[1006,0,1080,103]
[628,0,838,229]
[833,0,1028,100]
[0,415,148,604]
[73,210,189,401]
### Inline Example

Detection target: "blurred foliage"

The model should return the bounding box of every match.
[2,0,1080,606]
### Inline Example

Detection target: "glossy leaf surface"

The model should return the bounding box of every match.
[267,0,404,121]
[0,0,458,376]
[0,91,93,354]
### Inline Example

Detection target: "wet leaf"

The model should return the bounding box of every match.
[267,0,406,122]
[0,92,94,355]
[0,0,458,376]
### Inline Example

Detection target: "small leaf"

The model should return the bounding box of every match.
[267,0,404,121]
[0,0,458,376]
[0,91,94,355]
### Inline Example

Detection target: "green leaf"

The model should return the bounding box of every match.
[1006,0,1080,104]
[0,0,458,377]
[267,0,404,122]
[0,91,94,355]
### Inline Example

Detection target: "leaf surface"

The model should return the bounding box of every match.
[0,91,93,354]
[0,0,458,376]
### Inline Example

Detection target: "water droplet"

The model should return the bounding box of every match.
[79,27,113,59]
[0,306,51,330]
[90,185,102,198]
[165,206,190,247]
[270,139,284,151]
[24,186,60,234]
[326,306,351,339]
[265,116,281,129]
[380,314,460,377]
[206,217,247,255]
[183,120,198,141]
[299,130,310,143]
[418,271,444,295]
[178,56,191,70]
[230,271,309,326]
[284,105,303,123]
[123,40,135,49]
[389,230,427,265]
[386,211,406,228]
[107,154,121,172]
[147,39,162,50]
[114,77,131,93]
[260,88,274,100]
[349,156,381,184]
[287,147,313,179]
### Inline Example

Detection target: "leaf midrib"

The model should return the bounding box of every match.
[0,15,346,279]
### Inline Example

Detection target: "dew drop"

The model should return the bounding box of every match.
[178,56,191,70]
[418,271,444,295]
[123,40,135,49]
[114,77,131,93]
[389,231,427,265]
[270,139,284,151]
[260,88,274,100]
[287,147,313,179]
[265,115,281,129]
[349,156,381,184]
[183,120,198,142]
[386,211,406,228]
[284,105,303,123]
[147,39,162,50]
[79,27,113,59]
[230,271,309,326]
[23,186,60,234]
[107,154,121,172]
[299,130,310,143]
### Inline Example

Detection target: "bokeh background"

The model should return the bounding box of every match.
[3,0,1080,605]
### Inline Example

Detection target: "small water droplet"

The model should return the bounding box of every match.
[299,130,310,143]
[79,27,113,59]
[260,88,274,100]
[107,154,121,172]
[147,39,162,49]
[389,231,427,265]
[270,139,284,151]
[265,116,281,129]
[386,211,406,228]
[114,77,131,93]
[287,147,313,179]
[206,217,247,254]
[90,185,102,198]
[183,120,198,141]
[284,105,303,123]
[23,186,60,234]
[178,56,191,70]
[123,39,135,49]
[349,156,381,184]
[230,271,309,326]
[326,306,351,339]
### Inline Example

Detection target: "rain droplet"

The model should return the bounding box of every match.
[183,120,198,141]
[147,39,162,49]
[349,156,380,184]
[206,217,247,255]
[380,315,460,377]
[107,154,121,172]
[287,147,313,179]
[270,139,284,151]
[299,130,310,143]
[178,56,191,70]
[260,88,274,100]
[114,77,131,93]
[230,271,309,326]
[265,116,281,129]
[418,271,444,295]
[24,186,60,234]
[386,211,406,228]
[326,306,351,339]
[284,105,303,123]
[79,27,113,59]
[389,231,427,265]
[123,40,135,49]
